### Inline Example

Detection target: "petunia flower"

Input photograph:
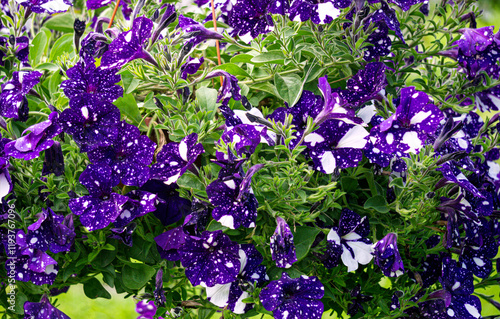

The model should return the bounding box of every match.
[179,230,240,287]
[304,120,369,174]
[26,208,75,254]
[80,32,109,63]
[136,300,165,319]
[101,17,156,70]
[15,0,72,14]
[68,164,128,231]
[61,59,123,107]
[86,0,112,9]
[260,273,324,319]
[289,0,341,25]
[155,226,187,261]
[60,101,120,152]
[0,71,42,121]
[220,124,270,156]
[436,163,484,198]
[368,0,406,44]
[372,232,404,277]
[150,133,204,185]
[206,164,263,229]
[5,112,62,161]
[140,180,191,226]
[0,157,13,202]
[347,285,374,317]
[370,87,443,156]
[323,209,373,272]
[0,36,30,66]
[270,217,297,268]
[42,141,65,176]
[205,70,242,105]
[113,190,157,228]
[178,15,223,47]
[23,295,70,319]
[206,244,269,314]
[150,4,176,46]
[227,0,275,43]
[363,21,392,61]
[154,269,166,308]
[88,121,155,187]
[183,198,210,236]
[180,57,204,80]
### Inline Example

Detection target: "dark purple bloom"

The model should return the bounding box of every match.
[220,124,269,156]
[27,208,75,254]
[61,60,123,106]
[114,190,157,228]
[60,101,120,152]
[23,295,70,319]
[457,26,496,56]
[0,71,42,120]
[436,163,484,198]
[227,0,275,43]
[179,230,240,287]
[42,141,65,176]
[206,164,263,229]
[347,285,374,316]
[260,273,324,319]
[178,15,223,47]
[180,57,204,80]
[364,22,392,61]
[313,76,359,126]
[304,120,369,174]
[101,17,156,70]
[16,0,71,14]
[86,0,112,9]
[372,232,404,277]
[155,226,187,261]
[88,121,155,187]
[68,164,128,231]
[368,1,406,44]
[5,112,62,160]
[109,223,136,246]
[270,217,297,268]
[205,70,242,105]
[289,0,341,25]
[80,32,109,63]
[335,62,387,108]
[155,269,166,308]
[0,36,30,66]
[206,244,269,314]
[323,209,373,272]
[151,133,204,185]
[475,84,500,112]
[136,300,161,319]
[371,87,443,156]
[140,180,191,226]
[150,4,176,46]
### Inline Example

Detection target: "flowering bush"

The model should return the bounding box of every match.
[0,0,500,318]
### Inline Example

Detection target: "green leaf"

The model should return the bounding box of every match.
[122,263,156,290]
[49,34,74,62]
[44,13,75,33]
[292,226,321,261]
[35,62,59,71]
[83,278,112,299]
[29,32,48,67]
[274,73,303,107]
[177,170,205,191]
[121,70,140,94]
[250,51,285,64]
[214,63,251,78]
[364,195,389,213]
[230,54,254,63]
[48,71,62,96]
[196,87,218,120]
[113,93,143,127]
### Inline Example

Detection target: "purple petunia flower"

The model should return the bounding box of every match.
[155,226,187,261]
[86,0,112,9]
[178,15,223,47]
[205,70,242,105]
[180,57,204,80]
[101,17,156,70]
[220,124,270,156]
[60,101,120,152]
[270,217,297,268]
[23,295,70,319]
[113,190,157,228]
[368,1,406,44]
[206,164,263,229]
[323,209,373,272]
[151,133,204,185]
[289,0,341,25]
[206,244,269,314]
[363,23,392,61]
[304,120,369,174]
[69,164,128,231]
[16,0,72,14]
[260,273,324,319]
[61,59,123,107]
[370,87,443,156]
[140,180,191,226]
[80,32,109,63]
[372,232,404,277]
[155,269,166,308]
[227,0,275,43]
[0,71,42,121]
[179,230,240,287]
[436,163,484,198]
[5,112,62,161]
[27,208,75,254]
[136,300,165,319]
[88,121,155,187]
[42,141,65,176]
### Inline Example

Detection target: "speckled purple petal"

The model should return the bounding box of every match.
[23,295,70,319]
[179,230,240,287]
[155,227,186,261]
[270,217,297,268]
[0,71,42,120]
